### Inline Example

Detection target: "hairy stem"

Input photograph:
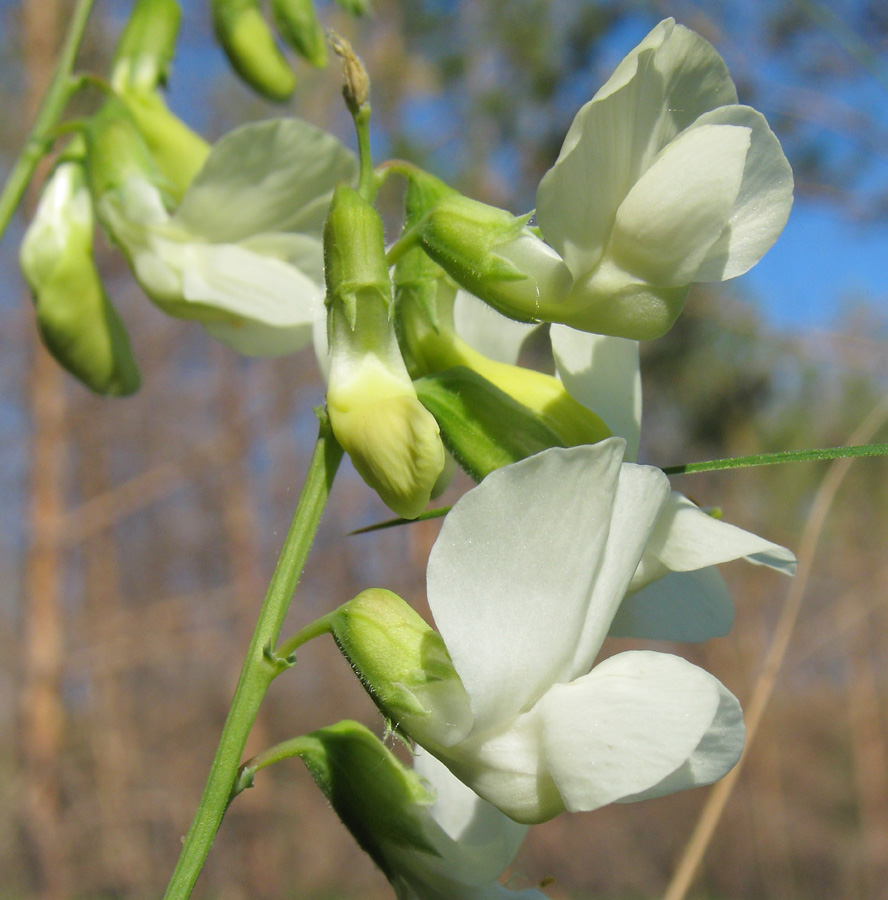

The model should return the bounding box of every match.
[162,420,343,900]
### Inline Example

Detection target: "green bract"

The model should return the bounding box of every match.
[416,19,792,341]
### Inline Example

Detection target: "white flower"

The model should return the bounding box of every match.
[534,18,793,339]
[419,19,792,342]
[93,116,356,356]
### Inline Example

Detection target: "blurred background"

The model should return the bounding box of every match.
[1,1,887,898]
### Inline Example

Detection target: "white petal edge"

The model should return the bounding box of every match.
[550,326,641,461]
[617,677,745,803]
[694,106,794,282]
[540,651,725,811]
[636,492,797,587]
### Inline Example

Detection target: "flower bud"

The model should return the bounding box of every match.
[417,194,572,324]
[324,186,445,518]
[291,721,438,875]
[110,0,181,92]
[212,0,296,101]
[329,589,473,747]
[21,162,140,396]
[334,0,373,14]
[414,366,566,481]
[271,0,327,68]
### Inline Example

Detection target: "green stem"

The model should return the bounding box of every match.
[231,735,316,801]
[354,105,376,201]
[0,0,96,243]
[162,420,343,900]
[276,613,334,661]
[661,442,888,475]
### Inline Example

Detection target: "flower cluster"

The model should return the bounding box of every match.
[17,11,799,898]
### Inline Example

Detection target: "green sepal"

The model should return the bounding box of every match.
[111,0,181,92]
[293,721,439,878]
[418,194,532,290]
[324,184,392,328]
[328,589,472,746]
[393,245,444,337]
[415,366,566,481]
[271,0,328,68]
[212,0,296,101]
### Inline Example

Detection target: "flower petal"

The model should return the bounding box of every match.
[610,123,751,287]
[692,106,794,281]
[616,677,744,803]
[632,492,797,592]
[537,19,736,278]
[540,651,728,811]
[453,290,537,365]
[414,748,530,885]
[610,567,734,642]
[550,326,641,461]
[427,442,626,735]
[173,118,356,242]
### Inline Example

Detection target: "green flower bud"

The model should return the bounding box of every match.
[417,194,572,325]
[290,721,438,877]
[329,589,473,747]
[324,187,446,518]
[415,366,567,481]
[212,0,296,101]
[271,0,327,68]
[20,162,140,396]
[83,97,168,207]
[111,0,181,92]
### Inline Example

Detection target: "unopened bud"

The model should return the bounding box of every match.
[212,0,296,101]
[21,162,141,396]
[329,32,369,112]
[329,589,473,747]
[111,0,181,92]
[271,0,327,68]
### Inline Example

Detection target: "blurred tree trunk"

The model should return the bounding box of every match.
[18,2,70,897]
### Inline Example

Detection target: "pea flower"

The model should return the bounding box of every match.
[417,18,792,341]
[287,721,543,900]
[87,103,355,356]
[332,439,763,823]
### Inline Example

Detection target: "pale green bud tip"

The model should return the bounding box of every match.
[111,0,182,92]
[328,368,445,519]
[212,0,296,101]
[295,721,437,876]
[324,184,392,321]
[329,589,472,745]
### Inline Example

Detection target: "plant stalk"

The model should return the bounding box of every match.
[162,420,343,900]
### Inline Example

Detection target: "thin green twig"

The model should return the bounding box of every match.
[350,443,888,534]
[0,0,96,242]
